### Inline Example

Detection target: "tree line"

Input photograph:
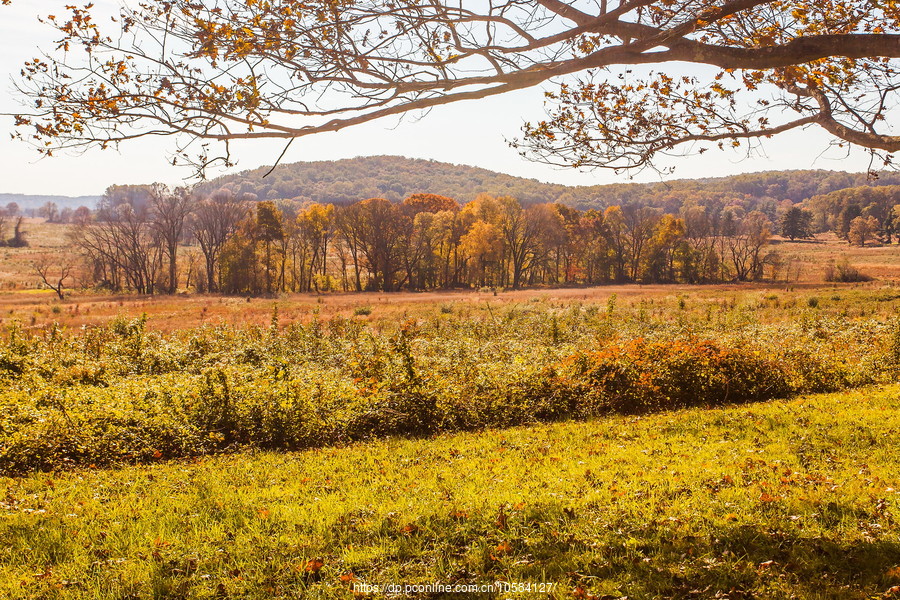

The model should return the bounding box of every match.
[807,185,900,247]
[65,185,790,295]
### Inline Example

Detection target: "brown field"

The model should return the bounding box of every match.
[0,219,897,331]
[768,232,900,281]
[4,280,900,332]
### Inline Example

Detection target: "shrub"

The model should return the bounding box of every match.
[0,303,890,474]
[563,339,792,414]
[824,259,871,283]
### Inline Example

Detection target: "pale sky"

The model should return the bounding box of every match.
[0,1,891,197]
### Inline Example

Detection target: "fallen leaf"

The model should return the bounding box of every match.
[304,558,324,573]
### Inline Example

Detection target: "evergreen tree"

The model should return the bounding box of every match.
[779,207,813,241]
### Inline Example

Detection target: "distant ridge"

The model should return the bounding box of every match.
[0,193,100,211]
[10,156,898,218]
[196,155,900,214]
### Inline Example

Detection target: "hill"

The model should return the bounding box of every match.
[196,155,571,206]
[196,155,900,219]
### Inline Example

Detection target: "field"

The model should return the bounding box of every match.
[2,220,900,598]
[0,219,899,333]
[3,385,900,599]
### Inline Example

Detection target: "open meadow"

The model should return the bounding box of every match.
[0,276,900,597]
[5,0,900,595]
[1,220,900,598]
[4,384,900,599]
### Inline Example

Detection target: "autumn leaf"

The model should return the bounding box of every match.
[304,558,324,573]
[495,508,508,530]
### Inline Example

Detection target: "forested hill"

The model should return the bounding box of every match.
[197,155,900,216]
[196,155,571,206]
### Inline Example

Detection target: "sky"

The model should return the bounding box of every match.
[0,0,891,197]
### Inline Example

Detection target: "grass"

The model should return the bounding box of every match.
[771,232,900,282]
[1,282,899,598]
[0,219,71,291]
[2,385,900,599]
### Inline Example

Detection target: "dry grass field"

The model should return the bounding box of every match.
[0,280,897,332]
[0,219,897,332]
[770,232,900,282]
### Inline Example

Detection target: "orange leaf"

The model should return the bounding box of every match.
[304,558,324,573]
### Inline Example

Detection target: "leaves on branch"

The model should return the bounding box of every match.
[5,0,900,176]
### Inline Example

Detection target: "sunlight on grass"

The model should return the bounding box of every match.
[2,385,900,598]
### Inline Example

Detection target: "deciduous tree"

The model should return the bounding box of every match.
[189,190,248,292]
[849,215,880,246]
[6,1,900,175]
[33,254,73,300]
[150,185,194,293]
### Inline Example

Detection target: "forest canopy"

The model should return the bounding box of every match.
[196,156,900,220]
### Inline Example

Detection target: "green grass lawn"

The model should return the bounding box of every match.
[3,384,900,599]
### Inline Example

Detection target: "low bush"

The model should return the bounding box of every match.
[562,339,793,413]
[823,259,871,282]
[0,303,892,474]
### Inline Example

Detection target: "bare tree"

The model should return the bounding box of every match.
[726,211,771,281]
[112,204,164,294]
[39,202,59,223]
[34,254,73,300]
[622,205,661,282]
[70,203,162,294]
[150,184,194,293]
[189,190,248,293]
